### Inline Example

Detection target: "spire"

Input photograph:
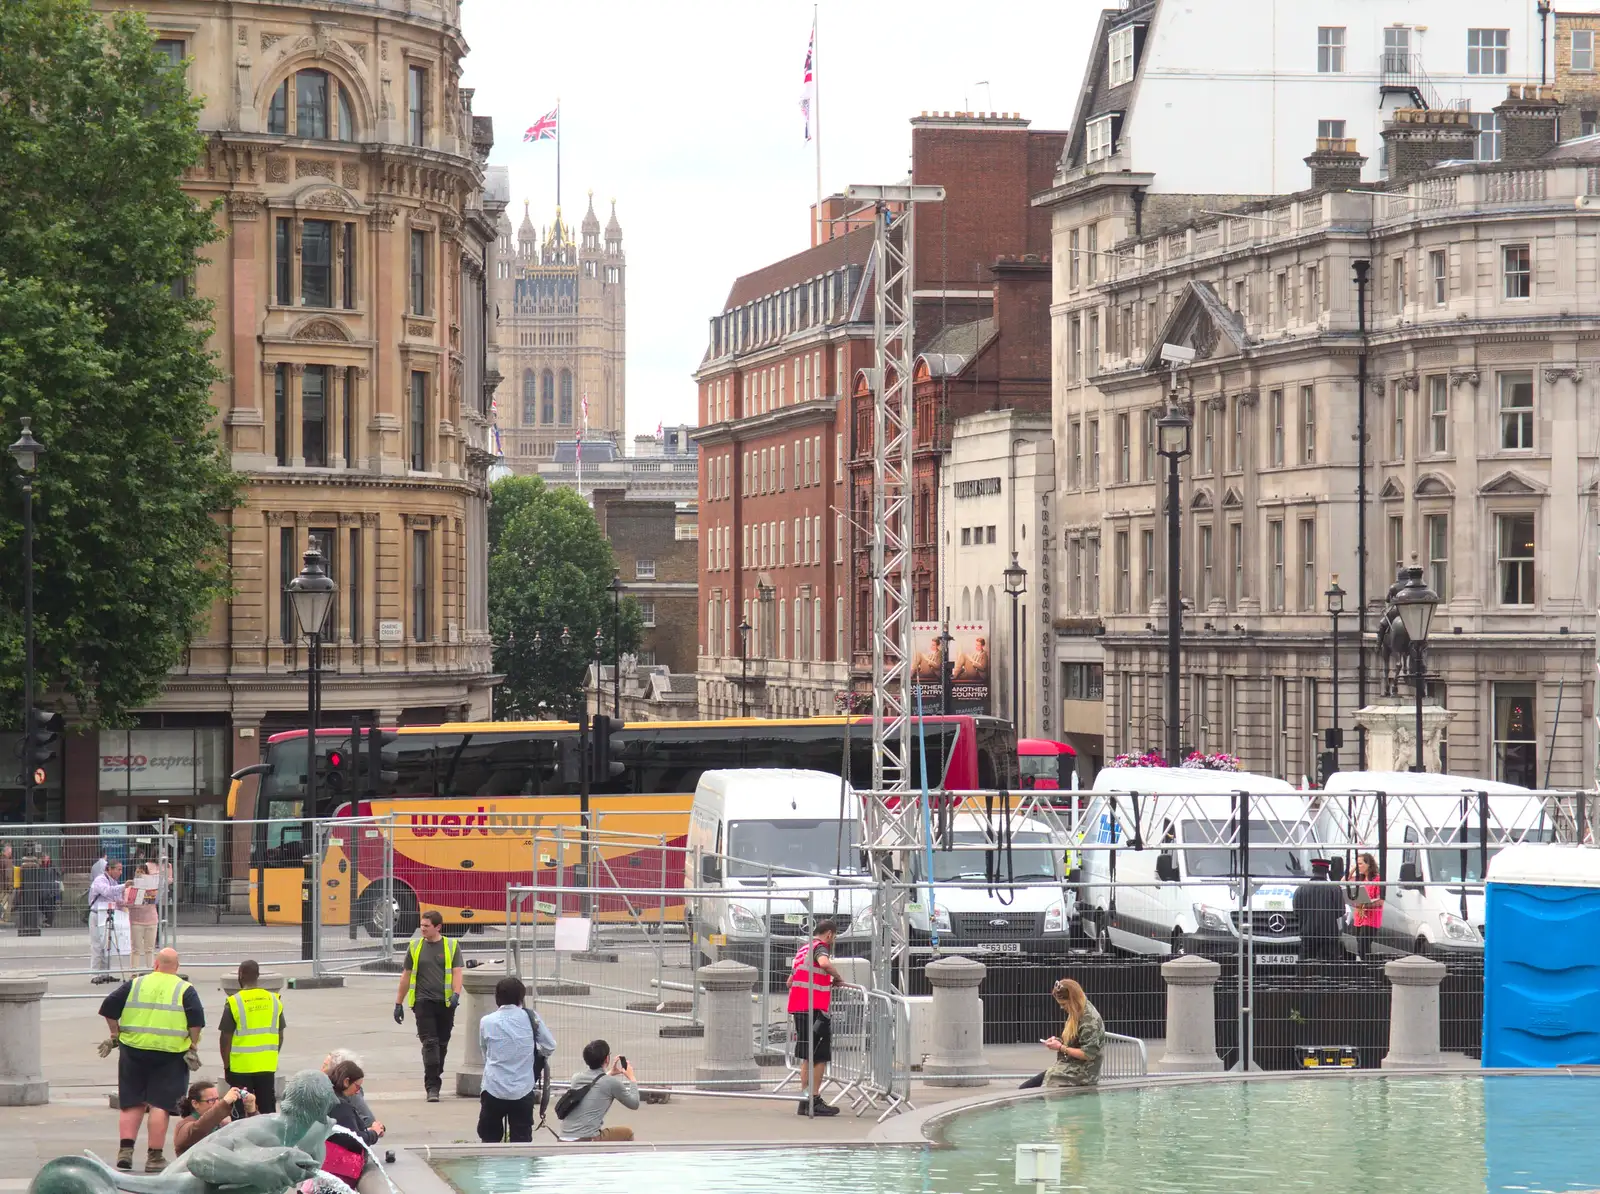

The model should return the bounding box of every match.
[517,198,535,243]
[605,198,622,246]
[581,189,600,237]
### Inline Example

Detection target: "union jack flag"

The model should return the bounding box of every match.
[800,24,815,142]
[523,107,558,142]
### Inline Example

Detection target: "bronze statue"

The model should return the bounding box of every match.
[1374,567,1412,697]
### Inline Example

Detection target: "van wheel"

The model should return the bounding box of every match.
[1170,929,1189,957]
[1095,919,1113,955]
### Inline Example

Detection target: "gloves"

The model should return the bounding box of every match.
[184,1047,201,1072]
[393,1003,405,1025]
[97,1037,120,1058]
[446,993,459,1010]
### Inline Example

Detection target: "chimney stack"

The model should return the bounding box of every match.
[1304,137,1367,189]
[1381,108,1476,178]
[1494,84,1565,162]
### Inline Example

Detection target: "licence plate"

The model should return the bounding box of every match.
[980,942,1022,954]
[1258,953,1297,966]
[783,913,806,925]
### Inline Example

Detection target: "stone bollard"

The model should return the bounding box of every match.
[695,960,760,1091]
[1156,954,1225,1073]
[1382,954,1448,1070]
[921,955,989,1087]
[0,978,49,1106]
[455,967,508,1098]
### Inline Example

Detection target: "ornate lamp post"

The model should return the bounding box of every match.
[1391,565,1440,773]
[608,574,624,718]
[1156,404,1193,766]
[1003,554,1028,734]
[287,548,336,962]
[1325,576,1346,780]
[8,419,43,823]
[737,618,752,717]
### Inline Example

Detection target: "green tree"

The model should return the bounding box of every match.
[0,0,241,725]
[489,476,643,720]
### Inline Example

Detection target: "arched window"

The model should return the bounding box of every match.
[521,370,536,425]
[268,68,358,141]
[961,587,971,620]
[541,371,554,423]
[559,369,574,425]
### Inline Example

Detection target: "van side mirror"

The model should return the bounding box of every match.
[1399,861,1422,888]
[700,855,722,884]
[1328,857,1346,882]
[1155,853,1179,883]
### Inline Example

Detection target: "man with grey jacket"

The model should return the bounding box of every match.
[557,1039,639,1142]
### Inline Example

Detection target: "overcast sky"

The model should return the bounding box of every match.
[460,0,1100,445]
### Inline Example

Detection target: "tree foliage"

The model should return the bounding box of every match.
[0,0,241,724]
[488,476,643,720]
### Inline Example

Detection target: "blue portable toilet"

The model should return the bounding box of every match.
[1483,843,1600,1067]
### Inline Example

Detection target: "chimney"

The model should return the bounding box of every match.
[1380,108,1477,178]
[1494,83,1565,162]
[1304,137,1367,189]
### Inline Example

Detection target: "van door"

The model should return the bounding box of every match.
[1384,823,1424,953]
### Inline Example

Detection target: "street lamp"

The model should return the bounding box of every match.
[287,546,336,962]
[937,620,955,716]
[1391,564,1440,772]
[1003,553,1028,735]
[1324,575,1346,780]
[1156,402,1193,767]
[8,419,43,823]
[737,618,752,717]
[608,574,624,718]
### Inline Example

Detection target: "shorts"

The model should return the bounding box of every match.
[224,1069,278,1114]
[792,1010,832,1063]
[118,1044,189,1114]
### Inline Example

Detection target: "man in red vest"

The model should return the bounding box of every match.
[787,919,843,1117]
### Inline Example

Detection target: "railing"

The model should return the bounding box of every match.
[1381,52,1442,111]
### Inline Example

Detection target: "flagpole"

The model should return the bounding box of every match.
[814,5,822,246]
[556,97,562,212]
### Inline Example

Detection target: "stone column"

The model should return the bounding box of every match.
[921,955,989,1087]
[1156,954,1224,1073]
[454,967,505,1097]
[1353,696,1455,773]
[0,978,48,1106]
[694,960,759,1091]
[1382,954,1448,1070]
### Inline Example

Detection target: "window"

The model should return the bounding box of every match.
[1069,422,1082,487]
[1300,385,1315,463]
[1303,264,1320,323]
[409,371,428,470]
[1575,29,1596,72]
[559,370,574,424]
[302,365,329,468]
[639,600,657,628]
[1316,118,1346,141]
[1390,382,1406,460]
[1496,513,1535,606]
[1228,522,1243,608]
[301,219,333,308]
[1317,26,1346,72]
[338,86,356,141]
[274,217,292,306]
[1428,375,1449,454]
[296,70,328,139]
[1467,28,1508,75]
[1069,232,1081,291]
[1199,404,1214,474]
[154,37,185,70]
[1429,250,1447,306]
[342,366,355,467]
[1499,371,1534,449]
[1198,524,1214,608]
[961,527,971,546]
[1276,272,1288,325]
[279,527,296,642]
[636,559,656,580]
[1117,413,1130,482]
[1473,113,1503,160]
[1502,245,1530,299]
[1231,398,1245,470]
[1493,683,1538,787]
[541,371,555,424]
[1269,389,1284,466]
[408,64,427,146]
[1143,409,1158,481]
[1087,311,1100,372]
[1392,255,1407,310]
[1086,115,1115,162]
[410,230,430,316]
[342,223,357,310]
[1086,537,1100,613]
[268,80,288,135]
[1069,537,1082,610]
[987,526,997,544]
[411,529,431,641]
[348,527,362,642]
[1115,531,1130,613]
[1088,419,1100,485]
[1065,664,1104,701]
[1298,518,1315,610]
[273,364,287,466]
[1141,528,1155,610]
[1388,515,1405,582]
[1268,519,1285,610]
[1425,513,1450,601]
[1384,26,1411,72]
[1108,25,1136,86]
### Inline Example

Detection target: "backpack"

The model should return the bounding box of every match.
[554,1077,597,1121]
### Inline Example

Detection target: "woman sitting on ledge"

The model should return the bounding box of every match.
[1021,978,1105,1089]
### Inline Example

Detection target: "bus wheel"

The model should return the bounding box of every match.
[357,885,419,939]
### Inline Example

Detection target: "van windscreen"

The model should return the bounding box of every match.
[727,819,862,878]
[1425,825,1555,882]
[1182,819,1313,878]
[913,831,1061,882]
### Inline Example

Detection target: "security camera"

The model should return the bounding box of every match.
[1577,195,1600,211]
[1160,343,1197,364]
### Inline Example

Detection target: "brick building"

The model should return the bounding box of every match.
[1554,10,1600,141]
[593,489,698,676]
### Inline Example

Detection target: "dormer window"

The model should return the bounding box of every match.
[1108,25,1137,87]
[267,68,357,141]
[1086,114,1120,163]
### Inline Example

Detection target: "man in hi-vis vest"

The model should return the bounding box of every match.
[99,947,204,1173]
[393,909,464,1101]
[787,919,843,1117]
[220,959,286,1113]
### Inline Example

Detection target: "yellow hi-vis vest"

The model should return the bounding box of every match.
[120,972,193,1053]
[225,988,282,1074]
[406,934,459,1007]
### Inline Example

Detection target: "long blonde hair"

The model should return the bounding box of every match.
[1053,978,1087,1044]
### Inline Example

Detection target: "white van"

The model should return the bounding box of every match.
[685,769,873,974]
[1322,771,1557,956]
[903,811,1077,956]
[1080,767,1325,963]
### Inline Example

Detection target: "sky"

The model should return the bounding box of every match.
[459,0,1102,446]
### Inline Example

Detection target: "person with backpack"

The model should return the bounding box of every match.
[477,976,556,1143]
[556,1040,638,1142]
[392,910,463,1101]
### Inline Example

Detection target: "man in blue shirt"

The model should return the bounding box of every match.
[477,976,556,1143]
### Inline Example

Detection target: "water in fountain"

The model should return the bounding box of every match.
[352,1137,400,1194]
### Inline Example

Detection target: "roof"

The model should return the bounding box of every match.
[1542,133,1600,161]
[723,223,874,311]
[1061,1,1158,172]
[923,317,996,359]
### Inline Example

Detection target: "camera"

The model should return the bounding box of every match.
[618,1055,628,1069]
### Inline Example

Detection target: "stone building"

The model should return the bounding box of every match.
[491,193,626,466]
[67,0,502,839]
[1043,87,1597,787]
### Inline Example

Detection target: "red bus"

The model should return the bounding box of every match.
[1018,738,1077,791]
[239,715,1017,933]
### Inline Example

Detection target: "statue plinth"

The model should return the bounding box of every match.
[1353,696,1455,773]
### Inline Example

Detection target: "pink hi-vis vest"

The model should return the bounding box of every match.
[787,937,834,1013]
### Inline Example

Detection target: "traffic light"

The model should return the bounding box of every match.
[1318,751,1339,787]
[590,714,624,785]
[317,739,355,794]
[26,707,63,780]
[364,727,399,794]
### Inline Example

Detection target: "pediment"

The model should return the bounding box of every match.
[289,181,363,212]
[1142,281,1249,371]
[1190,488,1213,511]
[1479,470,1545,497]
[1414,473,1454,498]
[1379,477,1406,500]
[291,316,353,342]
[1221,487,1244,509]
